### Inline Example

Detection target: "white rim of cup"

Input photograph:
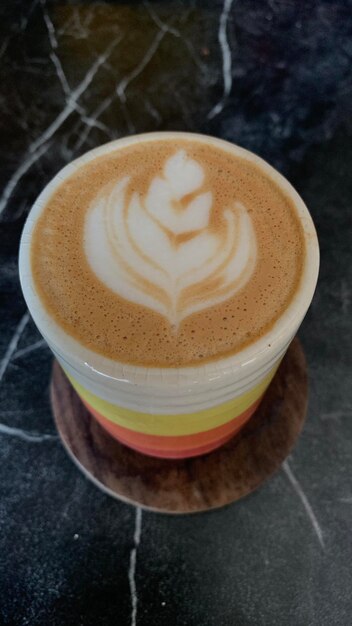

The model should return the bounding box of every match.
[19,132,320,390]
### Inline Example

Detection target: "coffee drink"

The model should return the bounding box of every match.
[31,136,305,367]
[21,133,319,459]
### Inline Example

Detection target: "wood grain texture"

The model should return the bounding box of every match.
[50,338,308,514]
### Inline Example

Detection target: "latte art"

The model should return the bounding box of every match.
[31,136,305,366]
[85,151,257,327]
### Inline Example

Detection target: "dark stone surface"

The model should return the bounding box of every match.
[0,1,351,624]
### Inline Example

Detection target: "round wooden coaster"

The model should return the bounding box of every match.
[50,338,308,514]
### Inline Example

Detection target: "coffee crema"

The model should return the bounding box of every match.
[31,138,305,367]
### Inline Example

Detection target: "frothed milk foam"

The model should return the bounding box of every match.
[31,136,305,367]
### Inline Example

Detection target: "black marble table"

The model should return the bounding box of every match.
[1,1,352,624]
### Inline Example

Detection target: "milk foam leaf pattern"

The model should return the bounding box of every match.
[85,150,257,328]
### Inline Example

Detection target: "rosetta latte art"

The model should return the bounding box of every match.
[84,150,257,328]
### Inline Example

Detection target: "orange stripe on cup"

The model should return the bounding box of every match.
[81,395,262,458]
[112,431,236,459]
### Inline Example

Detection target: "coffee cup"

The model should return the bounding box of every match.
[19,132,319,458]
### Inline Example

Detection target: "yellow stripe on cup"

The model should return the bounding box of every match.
[64,366,278,437]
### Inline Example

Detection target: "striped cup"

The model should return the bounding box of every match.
[19,133,319,459]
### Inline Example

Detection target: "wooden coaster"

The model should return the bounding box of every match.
[50,338,308,514]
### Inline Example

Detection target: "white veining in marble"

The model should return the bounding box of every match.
[145,1,180,38]
[0,34,120,216]
[42,2,120,151]
[20,0,39,32]
[116,28,167,104]
[58,6,93,40]
[0,422,57,443]
[143,97,162,124]
[78,21,172,140]
[208,0,234,119]
[0,37,9,60]
[0,143,51,218]
[283,460,325,549]
[145,2,207,76]
[0,3,221,219]
[60,476,87,521]
[128,507,143,626]
[0,311,30,384]
[42,0,71,97]
[13,339,47,360]
[340,280,351,315]
[320,407,352,421]
[30,40,117,148]
[76,104,114,141]
[74,93,117,151]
